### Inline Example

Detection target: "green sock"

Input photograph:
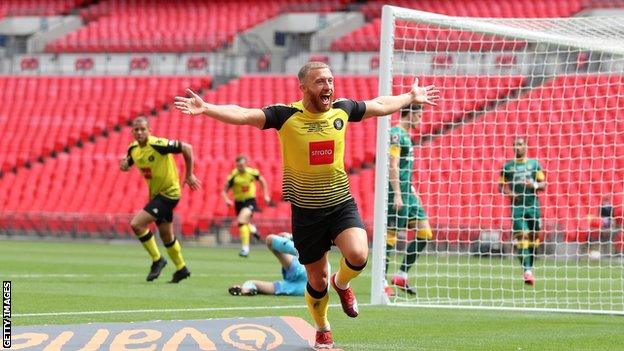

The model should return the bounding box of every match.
[400,239,427,273]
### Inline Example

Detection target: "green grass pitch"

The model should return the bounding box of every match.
[1,239,623,350]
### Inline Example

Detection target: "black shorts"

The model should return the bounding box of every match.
[235,198,257,215]
[291,198,365,265]
[144,194,179,225]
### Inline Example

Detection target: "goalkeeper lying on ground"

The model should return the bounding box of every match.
[229,232,307,296]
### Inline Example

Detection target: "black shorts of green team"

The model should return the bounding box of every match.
[235,198,257,215]
[290,197,365,265]
[144,194,179,225]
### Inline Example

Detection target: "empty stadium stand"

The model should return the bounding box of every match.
[1,0,622,245]
[332,19,528,52]
[0,0,88,18]
[0,74,531,237]
[46,0,353,53]
[414,74,624,242]
[332,0,585,52]
[0,76,210,173]
[358,0,584,19]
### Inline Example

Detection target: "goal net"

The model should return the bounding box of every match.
[371,5,624,314]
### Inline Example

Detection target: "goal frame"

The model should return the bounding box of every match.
[370,5,624,315]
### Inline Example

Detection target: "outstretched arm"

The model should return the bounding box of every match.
[174,89,266,129]
[181,142,201,191]
[362,78,440,119]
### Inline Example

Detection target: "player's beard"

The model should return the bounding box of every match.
[311,92,333,112]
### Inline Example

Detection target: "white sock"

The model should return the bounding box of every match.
[318,324,331,332]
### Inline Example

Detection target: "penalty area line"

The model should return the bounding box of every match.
[16,303,371,318]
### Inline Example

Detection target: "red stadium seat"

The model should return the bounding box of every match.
[46,0,352,53]
[2,73,622,240]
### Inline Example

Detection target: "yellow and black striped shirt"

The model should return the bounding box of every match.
[226,167,261,202]
[262,99,366,209]
[127,135,182,200]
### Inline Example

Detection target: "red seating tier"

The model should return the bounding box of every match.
[411,74,624,241]
[46,0,352,53]
[332,19,529,52]
[359,0,584,19]
[0,76,210,171]
[332,0,588,52]
[0,0,87,18]
[2,74,621,242]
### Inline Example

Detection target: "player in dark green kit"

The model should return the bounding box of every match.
[499,138,546,286]
[385,104,433,296]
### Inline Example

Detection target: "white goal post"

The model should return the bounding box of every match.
[371,5,624,315]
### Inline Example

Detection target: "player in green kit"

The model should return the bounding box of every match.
[385,104,433,296]
[499,137,546,286]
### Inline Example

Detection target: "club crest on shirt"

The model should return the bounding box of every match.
[333,118,344,130]
[148,155,155,162]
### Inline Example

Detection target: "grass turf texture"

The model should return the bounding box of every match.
[1,239,623,350]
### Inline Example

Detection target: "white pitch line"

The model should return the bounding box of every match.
[15,303,370,318]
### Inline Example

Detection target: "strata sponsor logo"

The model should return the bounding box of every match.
[309,140,334,165]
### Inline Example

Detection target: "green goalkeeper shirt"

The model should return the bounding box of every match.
[500,158,545,208]
[389,125,413,191]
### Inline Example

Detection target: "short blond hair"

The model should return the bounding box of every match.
[298,61,331,82]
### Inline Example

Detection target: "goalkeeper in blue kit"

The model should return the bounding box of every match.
[229,232,307,296]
